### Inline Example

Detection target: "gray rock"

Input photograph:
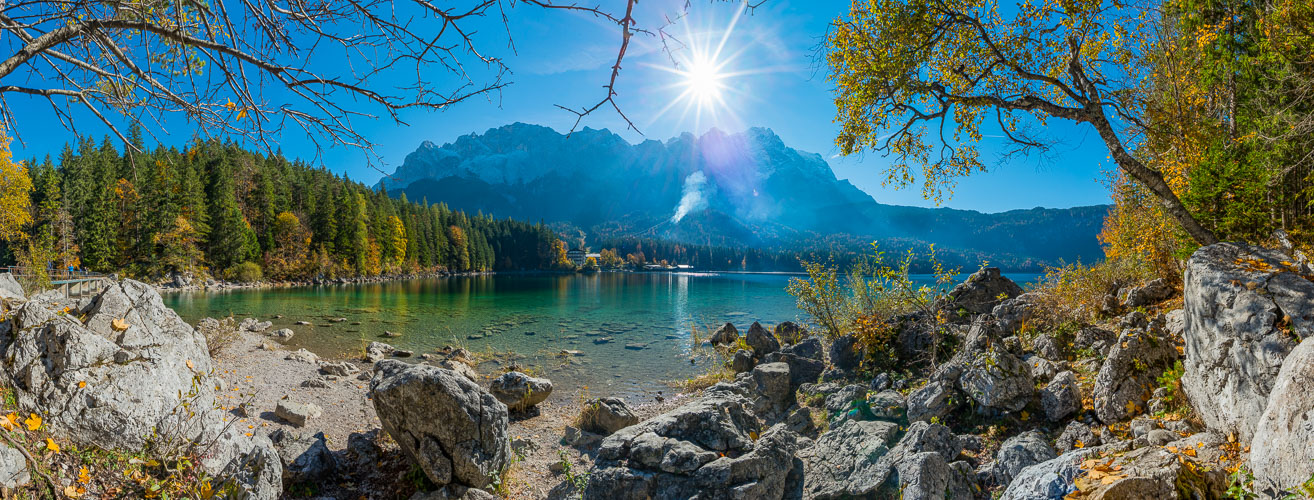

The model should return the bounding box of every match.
[868,390,907,421]
[1033,334,1064,361]
[1251,337,1314,495]
[1026,356,1062,382]
[0,273,24,302]
[320,361,360,377]
[907,380,956,423]
[1121,278,1174,308]
[275,399,323,427]
[578,397,639,435]
[1055,421,1100,454]
[439,359,479,382]
[708,322,739,346]
[1041,371,1082,422]
[1182,242,1314,445]
[1146,429,1177,446]
[781,336,823,360]
[488,371,553,412]
[240,318,272,332]
[993,292,1038,334]
[0,278,277,498]
[365,341,396,362]
[1093,328,1177,423]
[936,267,1024,322]
[824,384,868,416]
[986,431,1057,487]
[1073,326,1116,357]
[270,328,294,340]
[1000,446,1106,500]
[370,360,510,489]
[745,321,780,357]
[959,348,1034,413]
[0,444,29,488]
[774,321,807,344]
[300,377,331,389]
[760,350,824,389]
[751,362,794,410]
[394,349,415,357]
[1043,439,1226,499]
[269,429,338,485]
[730,349,756,373]
[284,348,319,364]
[585,392,799,500]
[828,333,862,371]
[1164,308,1186,337]
[871,372,892,391]
[800,420,968,499]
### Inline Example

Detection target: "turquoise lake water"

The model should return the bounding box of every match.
[163,272,1040,397]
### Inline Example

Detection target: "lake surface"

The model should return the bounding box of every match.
[163,272,1041,398]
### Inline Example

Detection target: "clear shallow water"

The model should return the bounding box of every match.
[163,272,1041,398]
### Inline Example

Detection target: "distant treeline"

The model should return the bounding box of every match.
[2,129,572,282]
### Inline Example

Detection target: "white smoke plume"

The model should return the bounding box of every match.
[671,171,710,224]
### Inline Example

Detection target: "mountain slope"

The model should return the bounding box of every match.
[379,123,1109,268]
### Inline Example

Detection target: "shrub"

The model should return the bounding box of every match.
[196,316,240,357]
[1026,258,1154,329]
[224,261,263,283]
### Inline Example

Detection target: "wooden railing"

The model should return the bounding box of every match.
[0,267,110,298]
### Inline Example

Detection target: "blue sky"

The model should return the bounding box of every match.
[6,0,1114,213]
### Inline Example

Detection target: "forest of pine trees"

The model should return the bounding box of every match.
[0,128,573,283]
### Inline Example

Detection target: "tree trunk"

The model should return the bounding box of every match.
[1087,110,1221,246]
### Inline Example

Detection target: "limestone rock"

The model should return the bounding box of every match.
[270,328,294,340]
[284,348,319,364]
[745,321,780,357]
[269,429,338,485]
[908,380,956,423]
[708,322,739,346]
[371,360,510,489]
[1093,328,1177,423]
[489,371,553,412]
[760,349,824,389]
[1055,421,1100,454]
[993,292,1038,335]
[1120,278,1174,308]
[365,341,396,362]
[828,333,862,371]
[773,321,807,344]
[985,431,1057,487]
[439,359,480,382]
[1251,338,1314,495]
[800,420,970,499]
[275,399,322,427]
[578,397,639,435]
[1182,242,1314,445]
[320,361,360,377]
[959,348,1034,413]
[937,267,1024,322]
[730,349,756,373]
[1041,371,1082,422]
[0,273,23,302]
[0,444,29,488]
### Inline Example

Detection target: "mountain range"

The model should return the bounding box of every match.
[376,123,1109,270]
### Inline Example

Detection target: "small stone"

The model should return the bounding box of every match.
[300,378,331,389]
[270,328,295,340]
[275,399,323,427]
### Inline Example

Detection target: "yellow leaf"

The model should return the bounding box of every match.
[78,380,86,389]
[111,318,130,331]
[0,413,14,431]
[46,438,60,453]
[24,413,41,431]
[237,108,248,120]
[1074,440,1084,449]
[63,485,83,498]
[1183,448,1197,457]
[749,431,759,440]
[186,359,195,370]
[1166,446,1179,453]
[78,466,90,484]
[1020,410,1030,421]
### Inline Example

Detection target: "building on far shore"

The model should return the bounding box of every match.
[567,249,587,266]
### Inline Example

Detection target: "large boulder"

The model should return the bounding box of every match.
[1182,242,1314,445]
[370,360,510,489]
[1000,445,1114,500]
[984,431,1056,487]
[1093,328,1177,423]
[993,292,1038,335]
[773,321,807,344]
[827,334,862,371]
[760,343,825,390]
[907,381,957,423]
[799,420,973,499]
[584,392,801,500]
[1250,337,1314,495]
[488,371,552,412]
[269,429,338,485]
[959,348,1034,414]
[936,268,1024,322]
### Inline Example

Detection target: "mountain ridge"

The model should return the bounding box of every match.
[377,123,1109,269]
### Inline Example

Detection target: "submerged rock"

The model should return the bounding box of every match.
[370,360,510,489]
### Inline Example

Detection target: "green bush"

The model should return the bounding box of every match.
[225,261,263,283]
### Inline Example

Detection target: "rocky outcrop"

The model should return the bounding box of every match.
[370,360,510,489]
[584,392,800,500]
[1093,327,1177,423]
[993,292,1038,335]
[827,334,862,372]
[489,371,553,412]
[1120,278,1174,308]
[936,268,1023,322]
[799,420,974,499]
[1250,337,1314,495]
[0,273,23,303]
[731,349,755,373]
[1182,242,1314,444]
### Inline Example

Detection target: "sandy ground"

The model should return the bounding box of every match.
[213,329,689,499]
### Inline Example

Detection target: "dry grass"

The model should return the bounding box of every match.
[679,365,736,393]
[1027,258,1156,329]
[196,316,240,357]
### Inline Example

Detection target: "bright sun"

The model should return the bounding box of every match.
[684,58,725,103]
